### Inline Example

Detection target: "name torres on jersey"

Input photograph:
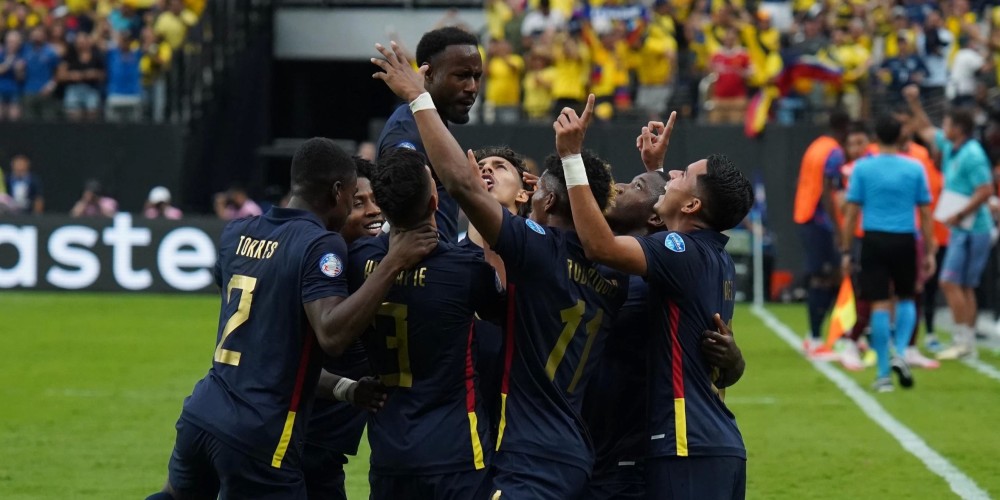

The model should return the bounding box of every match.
[235,235,280,260]
[567,259,620,297]
[363,259,428,288]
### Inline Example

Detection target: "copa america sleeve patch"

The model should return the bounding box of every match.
[525,219,546,235]
[397,141,417,150]
[319,253,344,277]
[664,233,686,253]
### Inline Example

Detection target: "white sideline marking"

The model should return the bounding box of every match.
[751,306,991,500]
[962,358,1000,384]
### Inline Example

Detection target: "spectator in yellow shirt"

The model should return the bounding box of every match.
[830,26,870,119]
[139,26,171,123]
[484,38,524,124]
[550,31,589,116]
[584,19,629,121]
[154,0,197,50]
[522,48,556,122]
[634,23,677,119]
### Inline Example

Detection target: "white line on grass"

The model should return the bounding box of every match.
[751,305,991,500]
[962,358,1000,384]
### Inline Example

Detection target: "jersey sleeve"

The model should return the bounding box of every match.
[962,149,993,189]
[377,119,426,158]
[492,210,559,276]
[472,258,506,322]
[301,232,351,304]
[824,148,846,180]
[636,232,699,295]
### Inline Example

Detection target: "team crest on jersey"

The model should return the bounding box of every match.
[319,253,343,278]
[525,219,546,235]
[664,233,686,253]
[397,141,417,150]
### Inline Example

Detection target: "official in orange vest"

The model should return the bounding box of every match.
[793,110,849,359]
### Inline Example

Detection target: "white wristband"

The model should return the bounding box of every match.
[332,377,357,402]
[561,154,588,187]
[409,92,436,114]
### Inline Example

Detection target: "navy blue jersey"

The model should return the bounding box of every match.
[583,274,650,473]
[181,207,350,470]
[636,231,745,459]
[304,341,370,456]
[491,210,627,472]
[348,234,503,475]
[457,237,505,436]
[375,104,460,243]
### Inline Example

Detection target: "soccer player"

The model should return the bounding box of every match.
[904,85,993,360]
[349,147,503,500]
[793,110,849,360]
[373,42,627,500]
[839,115,936,392]
[583,155,747,499]
[146,139,437,500]
[557,95,752,499]
[302,157,385,500]
[465,146,534,435]
[376,27,483,243]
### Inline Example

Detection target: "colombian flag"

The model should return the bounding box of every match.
[825,277,856,348]
[776,55,844,96]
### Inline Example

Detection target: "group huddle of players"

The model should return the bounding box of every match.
[144,27,756,500]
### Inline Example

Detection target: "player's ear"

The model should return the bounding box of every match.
[542,190,556,214]
[428,189,439,213]
[648,212,665,229]
[515,189,530,204]
[331,180,343,207]
[681,196,701,215]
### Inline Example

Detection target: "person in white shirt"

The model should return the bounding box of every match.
[947,35,985,108]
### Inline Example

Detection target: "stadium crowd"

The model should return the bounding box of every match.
[472,0,1000,132]
[0,0,202,123]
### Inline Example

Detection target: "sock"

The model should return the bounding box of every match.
[145,493,174,500]
[955,324,973,348]
[871,310,892,379]
[807,285,835,339]
[910,293,922,347]
[894,300,917,356]
[850,299,872,342]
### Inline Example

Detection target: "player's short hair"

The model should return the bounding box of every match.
[947,108,976,137]
[847,121,870,137]
[874,115,903,145]
[290,138,356,204]
[416,27,480,66]
[829,109,850,135]
[373,148,433,229]
[353,156,375,181]
[542,150,614,214]
[696,154,753,231]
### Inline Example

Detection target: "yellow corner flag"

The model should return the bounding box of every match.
[825,277,857,348]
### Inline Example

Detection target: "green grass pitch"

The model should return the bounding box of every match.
[1,293,999,499]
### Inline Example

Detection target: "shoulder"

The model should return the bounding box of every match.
[348,234,388,260]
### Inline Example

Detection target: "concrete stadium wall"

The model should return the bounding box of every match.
[0,123,187,214]
[274,7,486,60]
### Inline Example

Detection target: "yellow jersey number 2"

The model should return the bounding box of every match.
[214,274,257,366]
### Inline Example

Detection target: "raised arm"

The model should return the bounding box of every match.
[558,94,649,276]
[372,42,506,246]
[902,85,937,150]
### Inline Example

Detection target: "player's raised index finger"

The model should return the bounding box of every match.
[663,111,678,139]
[581,93,596,127]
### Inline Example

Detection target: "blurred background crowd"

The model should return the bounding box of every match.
[0,0,202,123]
[465,0,1000,136]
